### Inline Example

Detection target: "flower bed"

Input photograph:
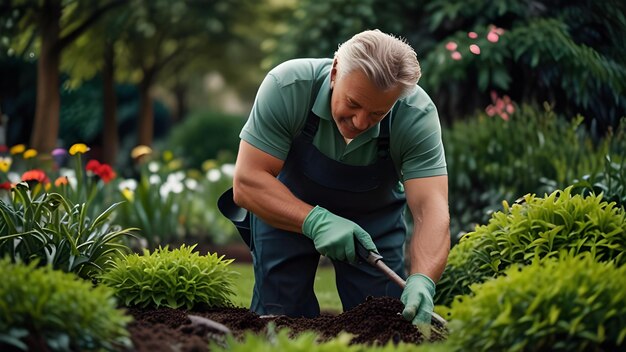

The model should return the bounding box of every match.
[124,296,447,352]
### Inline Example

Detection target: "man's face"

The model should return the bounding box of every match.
[330,62,403,140]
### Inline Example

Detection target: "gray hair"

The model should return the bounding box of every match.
[334,29,421,98]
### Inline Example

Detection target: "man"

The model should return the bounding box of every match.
[226,29,449,325]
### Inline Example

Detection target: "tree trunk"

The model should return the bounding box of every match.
[173,82,187,122]
[102,40,118,165]
[137,72,154,147]
[31,0,62,153]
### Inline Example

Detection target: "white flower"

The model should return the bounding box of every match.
[207,169,221,182]
[118,178,138,192]
[220,163,235,177]
[148,161,160,173]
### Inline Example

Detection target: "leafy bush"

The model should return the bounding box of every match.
[571,154,626,210]
[445,255,626,351]
[436,187,626,306]
[0,183,134,280]
[167,109,245,169]
[212,330,360,352]
[568,120,626,209]
[0,258,131,351]
[419,0,626,131]
[444,104,622,238]
[211,328,446,352]
[100,244,238,309]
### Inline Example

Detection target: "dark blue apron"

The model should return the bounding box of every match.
[245,109,408,317]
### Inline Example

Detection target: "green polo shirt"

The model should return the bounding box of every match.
[240,58,447,181]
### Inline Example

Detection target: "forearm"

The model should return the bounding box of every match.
[233,172,313,234]
[408,208,450,282]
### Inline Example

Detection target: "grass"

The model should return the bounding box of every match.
[229,262,343,313]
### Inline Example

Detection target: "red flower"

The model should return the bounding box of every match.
[21,169,50,184]
[0,145,7,153]
[96,163,116,183]
[85,159,116,183]
[0,181,11,190]
[86,159,102,174]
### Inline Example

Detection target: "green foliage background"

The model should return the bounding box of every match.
[0,258,131,351]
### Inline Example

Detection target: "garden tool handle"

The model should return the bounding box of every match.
[354,240,448,326]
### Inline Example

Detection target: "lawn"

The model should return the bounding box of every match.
[229,262,343,313]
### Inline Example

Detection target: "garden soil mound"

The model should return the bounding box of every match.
[125,296,447,352]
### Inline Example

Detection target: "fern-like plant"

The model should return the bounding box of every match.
[436,186,626,306]
[0,258,131,351]
[0,182,135,280]
[445,255,626,351]
[100,244,238,309]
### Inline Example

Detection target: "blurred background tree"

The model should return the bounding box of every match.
[1,0,624,176]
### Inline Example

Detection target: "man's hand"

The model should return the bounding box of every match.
[302,206,377,262]
[401,273,436,325]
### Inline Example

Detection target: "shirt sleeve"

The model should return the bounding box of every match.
[393,99,448,181]
[239,72,299,161]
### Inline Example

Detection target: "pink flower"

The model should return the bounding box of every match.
[485,90,515,121]
[487,31,500,43]
[445,41,458,51]
[469,44,481,55]
[468,32,478,39]
[451,51,462,60]
[489,25,505,35]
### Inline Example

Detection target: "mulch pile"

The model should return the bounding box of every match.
[125,296,448,351]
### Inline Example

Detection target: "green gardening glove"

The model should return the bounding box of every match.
[302,206,377,263]
[401,273,436,325]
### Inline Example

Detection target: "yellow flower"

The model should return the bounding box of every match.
[9,144,26,155]
[167,159,183,170]
[131,145,152,160]
[0,156,11,172]
[162,150,174,162]
[121,188,134,202]
[23,149,38,159]
[69,143,90,155]
[202,159,218,172]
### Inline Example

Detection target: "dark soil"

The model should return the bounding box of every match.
[125,296,448,351]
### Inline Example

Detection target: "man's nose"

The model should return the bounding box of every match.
[352,112,369,130]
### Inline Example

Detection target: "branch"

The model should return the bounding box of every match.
[56,0,127,50]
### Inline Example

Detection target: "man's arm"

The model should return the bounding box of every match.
[232,139,378,262]
[232,140,313,233]
[404,175,450,282]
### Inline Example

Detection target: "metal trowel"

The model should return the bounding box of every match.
[354,240,448,326]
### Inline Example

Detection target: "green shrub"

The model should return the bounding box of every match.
[0,183,135,280]
[212,330,359,352]
[211,328,446,352]
[445,255,626,351]
[168,109,245,169]
[436,186,626,306]
[0,258,131,351]
[100,244,238,309]
[444,104,621,239]
[571,154,626,210]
